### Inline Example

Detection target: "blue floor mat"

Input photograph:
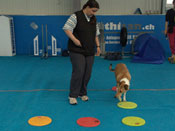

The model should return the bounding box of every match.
[0,56,175,131]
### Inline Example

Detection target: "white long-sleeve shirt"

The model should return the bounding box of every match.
[63,13,100,36]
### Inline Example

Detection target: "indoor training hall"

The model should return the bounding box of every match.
[0,0,175,130]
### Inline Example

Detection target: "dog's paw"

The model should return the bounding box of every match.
[118,97,122,102]
[114,94,118,98]
[123,96,127,101]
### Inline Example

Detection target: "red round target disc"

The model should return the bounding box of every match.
[112,86,117,91]
[77,117,100,127]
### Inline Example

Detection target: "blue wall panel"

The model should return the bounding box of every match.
[11,15,170,56]
[97,15,170,55]
[13,15,69,55]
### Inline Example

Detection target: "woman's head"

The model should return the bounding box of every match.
[83,0,99,17]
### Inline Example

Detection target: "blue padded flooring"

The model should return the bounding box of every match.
[0,56,175,131]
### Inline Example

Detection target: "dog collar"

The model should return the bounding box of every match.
[120,78,130,86]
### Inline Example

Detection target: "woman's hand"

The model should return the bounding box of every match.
[164,30,167,36]
[73,39,82,47]
[96,47,101,56]
[64,30,82,47]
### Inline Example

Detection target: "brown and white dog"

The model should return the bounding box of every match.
[109,63,131,102]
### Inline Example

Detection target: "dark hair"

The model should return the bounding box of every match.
[83,0,100,9]
[83,0,99,24]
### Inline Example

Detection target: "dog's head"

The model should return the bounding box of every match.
[119,81,130,93]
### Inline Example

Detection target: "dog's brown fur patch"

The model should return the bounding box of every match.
[110,63,131,101]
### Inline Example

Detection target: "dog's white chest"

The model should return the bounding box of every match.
[120,78,130,86]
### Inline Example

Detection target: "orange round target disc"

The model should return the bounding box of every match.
[28,116,52,126]
[77,117,100,127]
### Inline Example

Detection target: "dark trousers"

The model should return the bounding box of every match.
[69,52,94,98]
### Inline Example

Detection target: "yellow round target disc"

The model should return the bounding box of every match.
[28,116,52,126]
[117,101,137,109]
[122,116,145,126]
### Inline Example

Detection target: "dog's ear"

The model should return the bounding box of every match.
[124,85,129,90]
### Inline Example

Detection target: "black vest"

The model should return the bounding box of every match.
[68,10,96,56]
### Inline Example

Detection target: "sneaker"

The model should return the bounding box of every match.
[68,97,77,105]
[168,56,175,64]
[168,57,172,61]
[79,95,89,101]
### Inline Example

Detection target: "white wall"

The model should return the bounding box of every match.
[0,0,74,15]
[81,0,165,15]
[0,0,167,15]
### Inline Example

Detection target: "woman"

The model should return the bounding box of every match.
[63,0,101,105]
[165,0,175,61]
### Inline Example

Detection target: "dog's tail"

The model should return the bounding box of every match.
[109,64,115,72]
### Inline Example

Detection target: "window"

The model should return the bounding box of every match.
[167,0,173,4]
[166,0,173,11]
